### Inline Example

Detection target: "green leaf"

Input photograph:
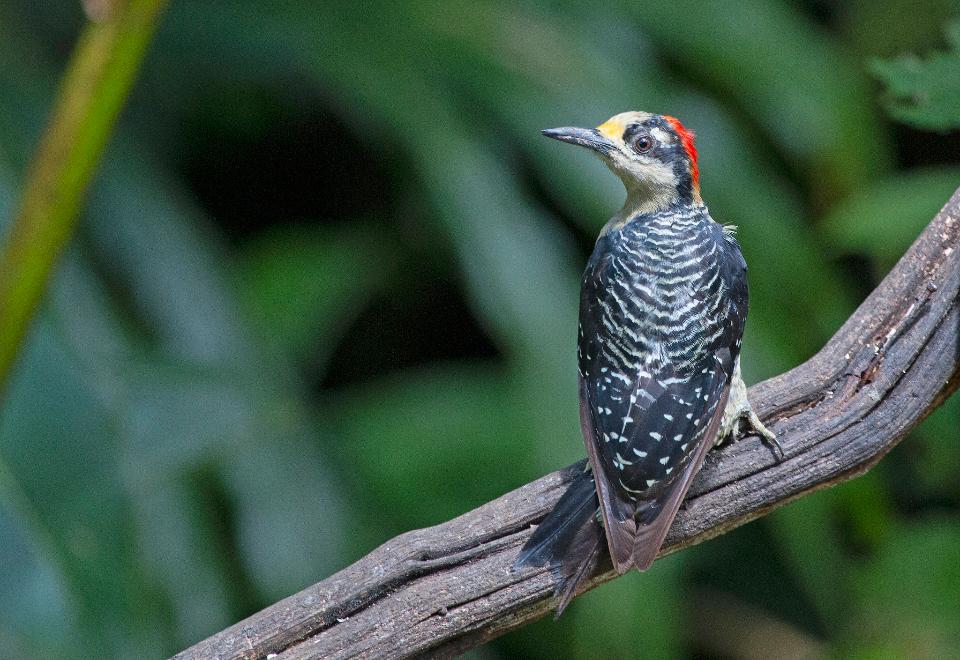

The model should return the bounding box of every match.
[897,393,960,503]
[766,490,852,633]
[0,316,168,657]
[327,364,531,538]
[84,146,253,368]
[821,168,960,271]
[871,21,960,130]
[221,419,348,601]
[0,461,72,658]
[82,153,353,639]
[847,520,960,657]
[236,223,399,366]
[570,556,684,659]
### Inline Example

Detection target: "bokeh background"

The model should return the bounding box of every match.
[1,1,959,658]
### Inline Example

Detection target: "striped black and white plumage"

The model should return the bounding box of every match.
[516,111,778,614]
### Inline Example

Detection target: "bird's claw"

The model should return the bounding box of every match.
[730,408,784,461]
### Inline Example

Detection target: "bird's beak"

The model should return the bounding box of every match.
[541,126,615,156]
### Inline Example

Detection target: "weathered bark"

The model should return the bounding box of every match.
[174,189,960,660]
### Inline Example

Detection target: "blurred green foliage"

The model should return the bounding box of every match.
[0,2,959,658]
[872,21,960,130]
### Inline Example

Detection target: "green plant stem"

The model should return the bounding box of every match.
[0,0,168,392]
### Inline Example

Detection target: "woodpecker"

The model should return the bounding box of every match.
[515,111,781,614]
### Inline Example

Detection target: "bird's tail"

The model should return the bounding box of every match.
[514,467,604,615]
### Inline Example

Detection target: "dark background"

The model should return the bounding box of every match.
[1,1,959,658]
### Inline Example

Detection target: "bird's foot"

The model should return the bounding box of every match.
[727,405,784,461]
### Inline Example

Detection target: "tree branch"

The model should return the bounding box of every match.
[175,189,960,660]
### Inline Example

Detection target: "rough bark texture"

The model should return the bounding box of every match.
[175,189,960,660]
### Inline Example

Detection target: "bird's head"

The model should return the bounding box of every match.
[543,111,701,213]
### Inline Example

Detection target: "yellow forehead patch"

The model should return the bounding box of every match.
[596,111,653,141]
[597,117,625,140]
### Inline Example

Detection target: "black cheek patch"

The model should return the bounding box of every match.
[654,142,680,164]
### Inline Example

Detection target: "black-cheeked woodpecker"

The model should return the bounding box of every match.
[516,112,782,614]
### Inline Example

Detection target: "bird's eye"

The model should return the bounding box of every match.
[631,133,655,154]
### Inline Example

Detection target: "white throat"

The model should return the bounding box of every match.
[602,175,677,234]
